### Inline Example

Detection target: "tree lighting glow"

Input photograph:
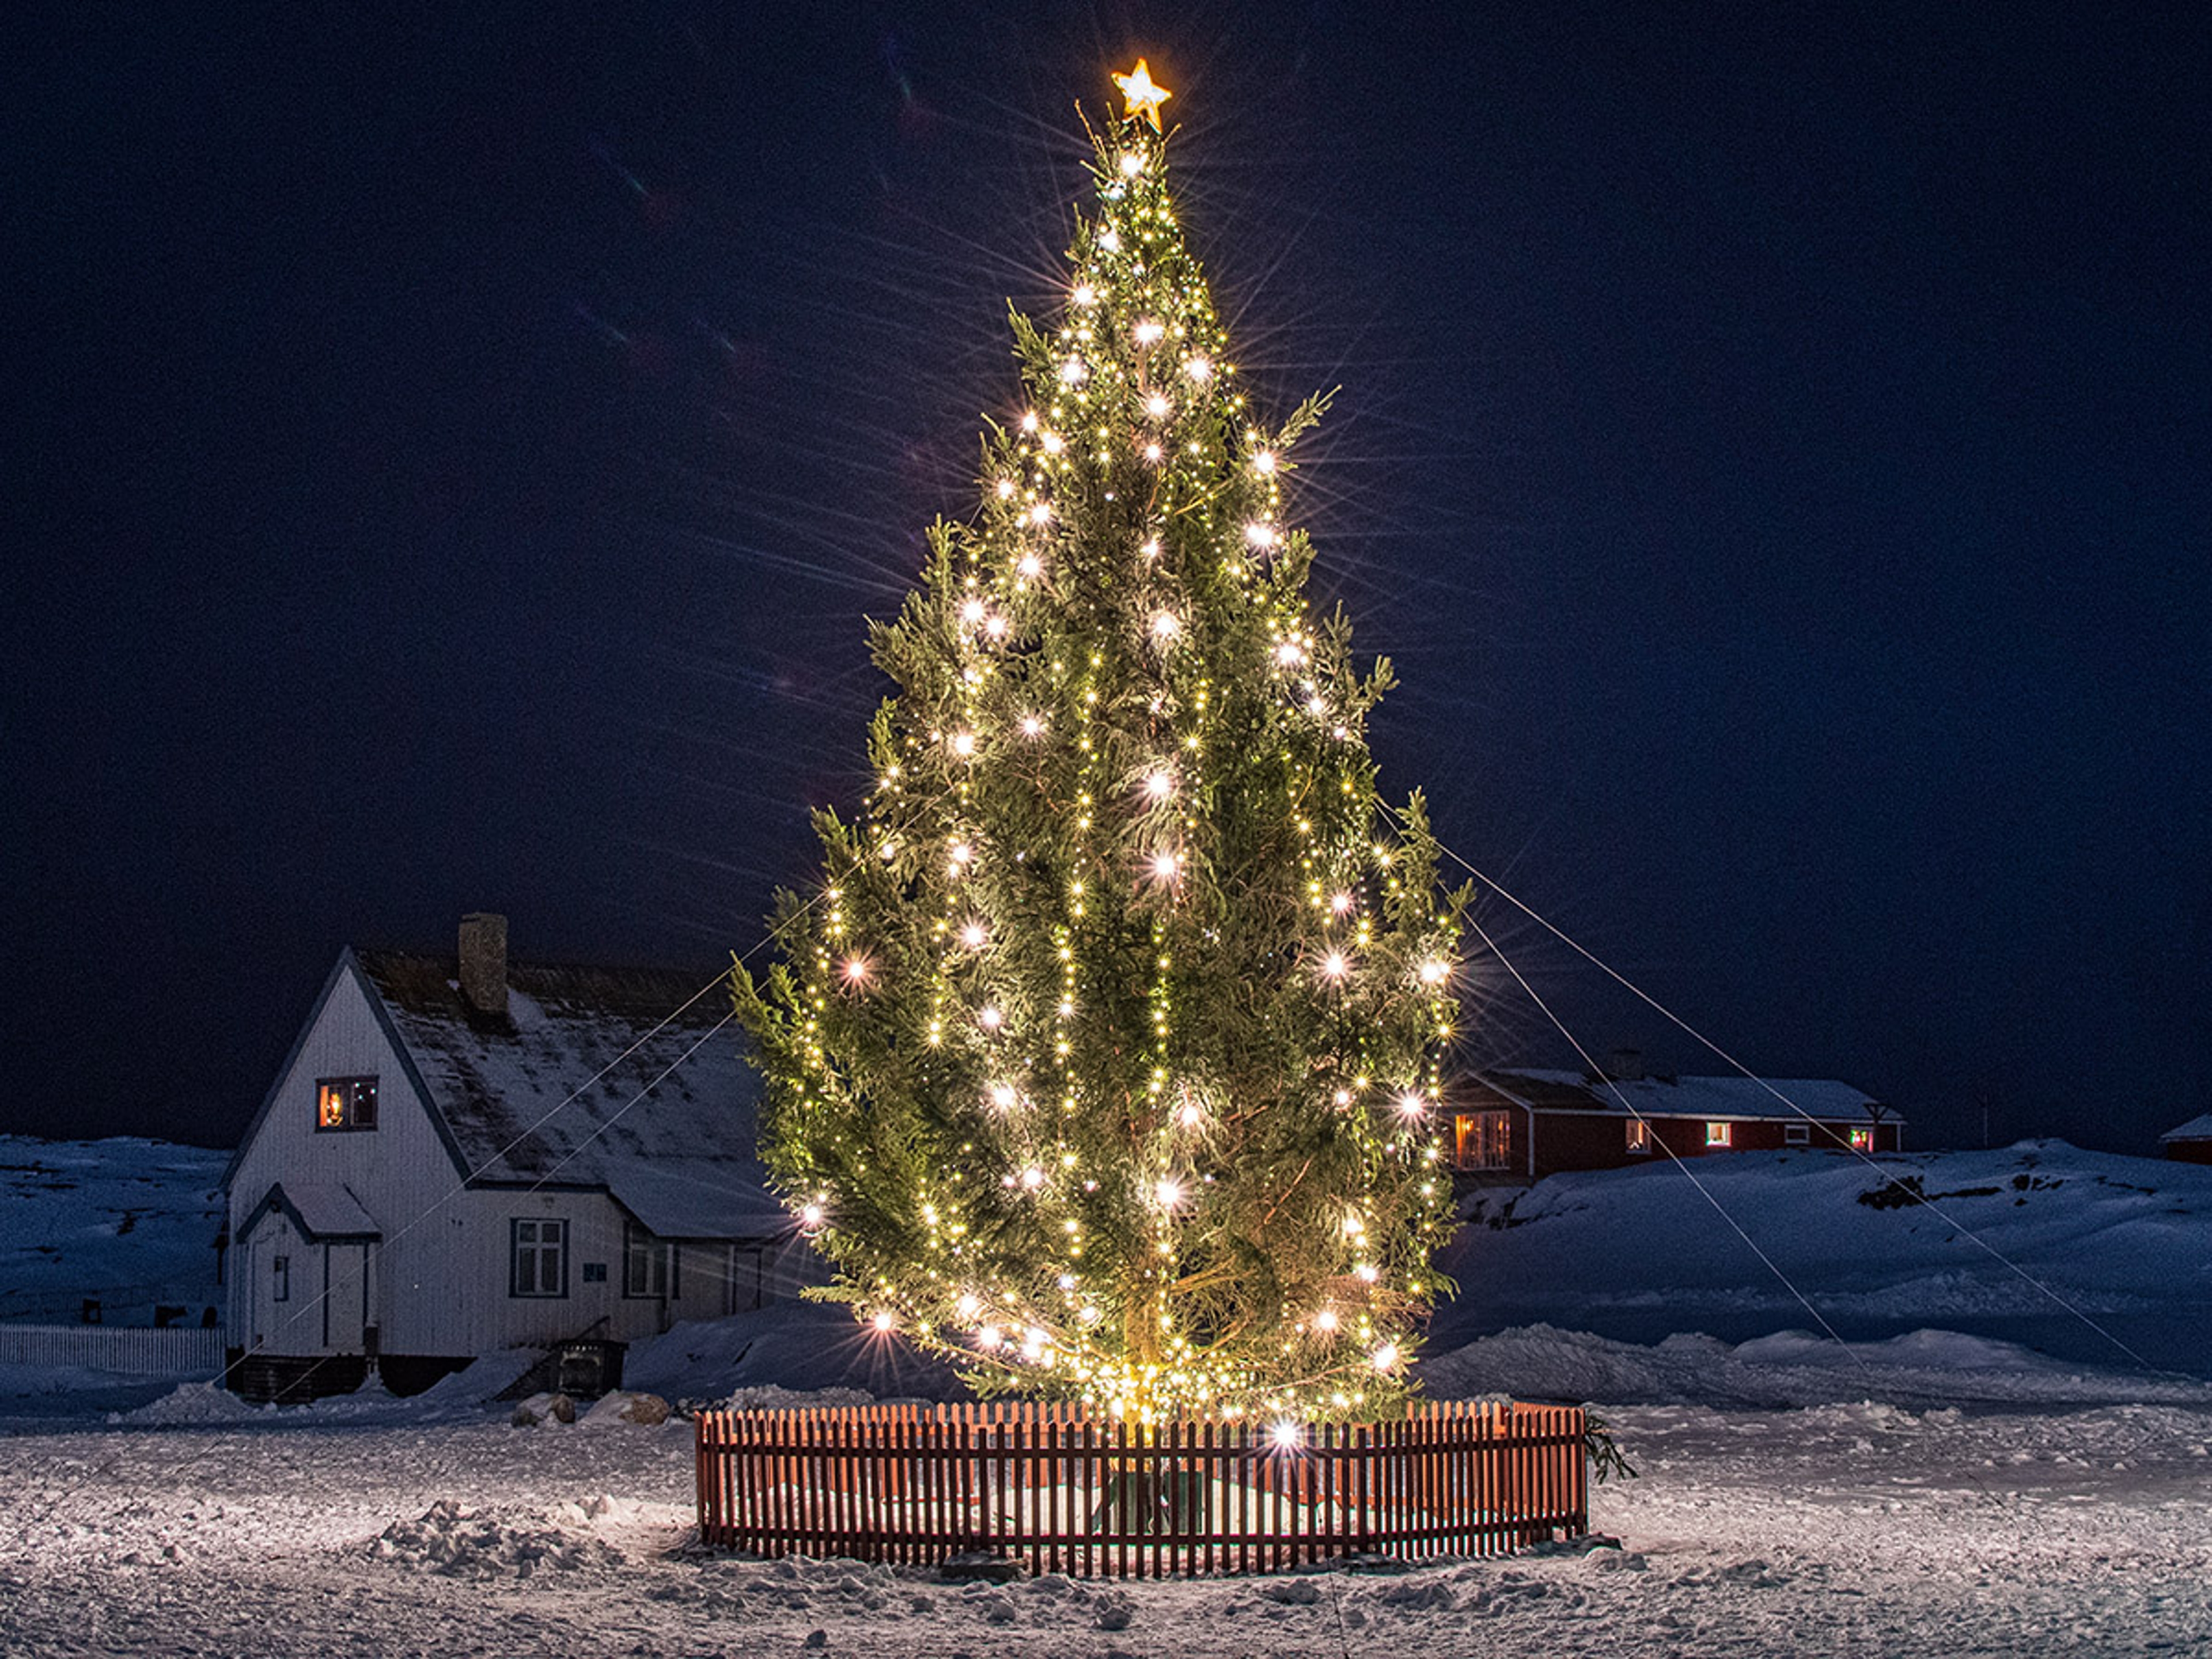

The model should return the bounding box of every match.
[733,66,1468,1420]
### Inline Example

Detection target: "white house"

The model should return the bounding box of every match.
[222,914,803,1402]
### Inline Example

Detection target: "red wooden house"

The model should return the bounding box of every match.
[1445,1058,1900,1184]
[2159,1115,2212,1165]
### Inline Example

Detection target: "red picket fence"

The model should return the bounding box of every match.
[695,1400,1586,1577]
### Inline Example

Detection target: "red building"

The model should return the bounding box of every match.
[1445,1062,1901,1184]
[2159,1115,2212,1165]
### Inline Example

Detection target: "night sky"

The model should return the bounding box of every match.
[7,3,2206,1156]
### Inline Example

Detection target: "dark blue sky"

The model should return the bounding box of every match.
[6,3,2206,1154]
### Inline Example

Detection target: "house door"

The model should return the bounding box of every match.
[249,1218,315,1355]
[321,1243,373,1354]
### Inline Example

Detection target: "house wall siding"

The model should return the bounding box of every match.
[1518,1112,1900,1179]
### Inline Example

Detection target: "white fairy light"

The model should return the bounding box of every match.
[1320,949,1350,980]
[1021,1165,1046,1189]
[1156,1177,1183,1209]
[1059,357,1086,384]
[1140,536,1161,558]
[960,921,989,950]
[1331,891,1355,915]
[1073,283,1097,306]
[1019,714,1044,737]
[1244,522,1278,550]
[1315,1308,1340,1333]
[1150,851,1180,881]
[978,1005,1003,1031]
[800,1203,825,1229]
[1017,552,1044,578]
[1143,442,1163,463]
[841,957,870,986]
[1021,411,1039,431]
[1133,319,1164,346]
[1306,695,1328,716]
[956,1292,982,1319]
[1041,431,1065,455]
[949,840,974,865]
[1254,450,1277,475]
[1145,392,1172,419]
[1100,229,1122,252]
[1333,1088,1353,1108]
[1119,151,1143,177]
[1418,959,1450,986]
[1271,1421,1302,1450]
[1028,503,1052,527]
[961,598,986,624]
[1151,611,1179,639]
[1355,1263,1379,1283]
[984,613,1008,639]
[952,732,976,757]
[1371,1343,1400,1372]
[1184,356,1211,382]
[1145,770,1174,800]
[1178,1101,1203,1128]
[996,478,1015,498]
[1056,1272,1076,1290]
[1397,1091,1427,1119]
[871,1310,896,1334]
[978,1325,1003,1350]
[988,1082,1017,1109]
[1275,642,1305,666]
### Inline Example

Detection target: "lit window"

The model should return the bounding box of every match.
[271,1255,290,1302]
[1785,1123,1810,1146]
[1849,1126,1873,1151]
[1625,1120,1652,1155]
[510,1218,568,1298]
[624,1223,676,1299]
[1705,1122,1733,1147]
[1453,1111,1511,1172]
[316,1077,378,1132]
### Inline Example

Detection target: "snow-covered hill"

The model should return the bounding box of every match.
[1431,1139,2212,1380]
[0,1137,224,1326]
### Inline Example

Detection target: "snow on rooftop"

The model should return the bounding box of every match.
[354,952,783,1234]
[1480,1069,1887,1122]
[2160,1113,2212,1141]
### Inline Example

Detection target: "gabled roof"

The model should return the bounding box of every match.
[1468,1069,1893,1124]
[347,949,786,1237]
[2161,1114,2212,1142]
[242,1179,380,1241]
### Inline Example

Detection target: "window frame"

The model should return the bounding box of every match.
[1849,1126,1874,1151]
[1624,1119,1653,1155]
[1705,1120,1733,1147]
[271,1254,290,1302]
[623,1222,677,1300]
[1784,1122,1810,1146]
[509,1218,569,1299]
[315,1075,380,1134]
[1452,1109,1512,1173]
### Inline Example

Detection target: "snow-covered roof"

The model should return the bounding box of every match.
[277,1181,379,1238]
[1473,1069,1892,1123]
[353,950,785,1237]
[2160,1115,2212,1142]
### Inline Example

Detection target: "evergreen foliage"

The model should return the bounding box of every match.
[736,101,1471,1418]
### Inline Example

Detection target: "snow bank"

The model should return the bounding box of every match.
[1421,1321,2212,1409]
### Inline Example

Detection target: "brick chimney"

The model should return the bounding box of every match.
[457,912,509,1018]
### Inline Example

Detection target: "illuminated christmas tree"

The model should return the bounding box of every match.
[736,65,1469,1419]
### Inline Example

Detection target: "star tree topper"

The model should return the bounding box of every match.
[1113,58,1171,130]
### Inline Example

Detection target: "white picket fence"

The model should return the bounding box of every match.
[0,1323,226,1375]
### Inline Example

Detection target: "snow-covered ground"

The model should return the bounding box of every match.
[5,1138,2210,1653]
[3,1392,2206,1655]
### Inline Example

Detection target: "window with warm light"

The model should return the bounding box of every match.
[1625,1119,1652,1155]
[315,1076,378,1132]
[1849,1126,1874,1151]
[1453,1110,1511,1172]
[1705,1121,1732,1147]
